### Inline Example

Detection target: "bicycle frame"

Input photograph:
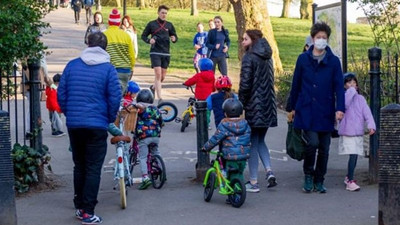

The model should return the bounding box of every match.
[203,151,235,195]
[180,100,195,119]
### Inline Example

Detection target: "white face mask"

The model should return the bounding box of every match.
[314,38,328,50]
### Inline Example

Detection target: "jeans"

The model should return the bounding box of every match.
[69,128,108,215]
[138,137,160,177]
[85,6,92,24]
[211,56,228,76]
[303,131,331,183]
[117,71,132,94]
[248,127,272,181]
[49,111,63,132]
[347,154,358,181]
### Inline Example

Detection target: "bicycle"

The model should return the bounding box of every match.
[108,106,136,209]
[129,137,167,189]
[157,101,178,123]
[203,150,246,208]
[175,86,196,132]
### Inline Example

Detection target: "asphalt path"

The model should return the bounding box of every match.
[13,7,378,225]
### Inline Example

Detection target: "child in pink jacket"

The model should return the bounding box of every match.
[338,73,376,192]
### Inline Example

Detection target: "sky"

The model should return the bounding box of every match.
[267,0,365,23]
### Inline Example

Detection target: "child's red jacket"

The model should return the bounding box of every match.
[183,70,215,100]
[46,86,62,113]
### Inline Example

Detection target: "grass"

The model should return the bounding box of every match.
[101,7,374,75]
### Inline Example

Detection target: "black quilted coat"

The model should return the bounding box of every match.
[239,38,277,128]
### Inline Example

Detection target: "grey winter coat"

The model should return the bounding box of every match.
[239,38,277,128]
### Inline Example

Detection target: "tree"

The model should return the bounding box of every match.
[229,0,283,73]
[0,0,52,72]
[300,0,313,19]
[281,0,292,18]
[191,0,198,16]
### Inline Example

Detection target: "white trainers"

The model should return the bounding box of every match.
[344,176,349,185]
[346,180,360,191]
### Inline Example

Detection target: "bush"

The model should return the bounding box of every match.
[11,143,51,193]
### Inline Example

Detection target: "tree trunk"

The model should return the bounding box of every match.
[300,0,313,19]
[229,0,283,73]
[227,2,233,12]
[191,0,198,16]
[281,0,291,18]
[115,0,121,8]
[138,0,145,9]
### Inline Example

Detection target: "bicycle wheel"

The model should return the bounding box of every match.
[129,150,138,175]
[150,155,166,189]
[204,171,216,202]
[158,101,178,122]
[119,177,127,209]
[228,178,246,208]
[180,112,190,132]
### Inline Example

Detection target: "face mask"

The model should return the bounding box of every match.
[314,38,328,50]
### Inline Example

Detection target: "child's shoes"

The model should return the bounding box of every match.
[346,180,360,191]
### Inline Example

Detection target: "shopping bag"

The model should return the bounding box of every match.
[285,121,306,161]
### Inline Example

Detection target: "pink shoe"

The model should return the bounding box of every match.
[344,176,349,185]
[346,180,360,191]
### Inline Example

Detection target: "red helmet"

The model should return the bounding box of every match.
[215,75,232,89]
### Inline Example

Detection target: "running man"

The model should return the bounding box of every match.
[141,5,178,103]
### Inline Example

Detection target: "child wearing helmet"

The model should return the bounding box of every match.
[122,80,141,106]
[135,89,164,190]
[183,58,216,101]
[206,75,237,128]
[202,98,251,202]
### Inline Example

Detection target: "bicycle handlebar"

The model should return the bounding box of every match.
[182,84,195,94]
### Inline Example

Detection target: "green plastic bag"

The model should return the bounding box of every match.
[286,121,305,161]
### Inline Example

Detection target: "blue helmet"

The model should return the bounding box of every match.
[127,80,140,94]
[198,58,213,71]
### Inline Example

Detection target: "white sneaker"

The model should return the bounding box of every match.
[344,176,349,185]
[346,180,360,191]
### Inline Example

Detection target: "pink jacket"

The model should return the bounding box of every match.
[338,87,376,136]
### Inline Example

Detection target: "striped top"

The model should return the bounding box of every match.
[103,26,135,69]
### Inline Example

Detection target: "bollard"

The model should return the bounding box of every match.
[368,47,381,184]
[378,104,400,225]
[195,101,209,181]
[0,110,17,225]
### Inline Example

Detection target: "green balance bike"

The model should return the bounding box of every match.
[203,150,246,208]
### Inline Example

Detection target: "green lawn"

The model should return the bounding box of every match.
[102,7,374,75]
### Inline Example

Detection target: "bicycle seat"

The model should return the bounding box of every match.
[110,135,131,144]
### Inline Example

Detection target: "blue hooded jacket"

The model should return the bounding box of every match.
[203,118,251,161]
[58,47,122,130]
[289,45,345,132]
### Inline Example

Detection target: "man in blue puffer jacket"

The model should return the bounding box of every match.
[202,98,251,185]
[58,32,121,224]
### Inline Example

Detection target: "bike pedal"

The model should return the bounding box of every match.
[103,165,115,172]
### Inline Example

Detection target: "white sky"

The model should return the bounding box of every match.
[267,0,365,23]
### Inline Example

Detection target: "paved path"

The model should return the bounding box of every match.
[15,7,378,225]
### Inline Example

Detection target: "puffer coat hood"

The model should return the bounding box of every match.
[239,38,277,128]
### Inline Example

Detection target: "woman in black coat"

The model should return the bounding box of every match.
[239,29,277,193]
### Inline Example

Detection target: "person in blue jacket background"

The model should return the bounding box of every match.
[289,22,345,194]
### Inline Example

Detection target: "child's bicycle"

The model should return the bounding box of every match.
[129,138,167,189]
[175,85,196,132]
[157,101,178,123]
[107,106,135,209]
[203,150,246,208]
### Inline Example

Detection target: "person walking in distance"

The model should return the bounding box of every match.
[57,32,122,224]
[141,5,178,103]
[121,15,139,59]
[83,0,94,25]
[338,73,376,192]
[239,29,277,193]
[84,12,106,45]
[288,22,345,193]
[103,8,135,92]
[192,22,208,73]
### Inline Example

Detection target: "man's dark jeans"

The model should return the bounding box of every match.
[69,128,108,215]
[302,131,331,184]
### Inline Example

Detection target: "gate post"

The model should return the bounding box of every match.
[0,110,17,225]
[195,101,209,181]
[378,104,400,225]
[368,47,381,184]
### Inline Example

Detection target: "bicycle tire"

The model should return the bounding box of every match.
[150,155,166,189]
[204,172,216,202]
[228,178,246,208]
[129,150,138,175]
[157,101,178,122]
[180,112,190,132]
[119,177,127,209]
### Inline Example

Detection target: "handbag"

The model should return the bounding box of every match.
[285,121,306,161]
